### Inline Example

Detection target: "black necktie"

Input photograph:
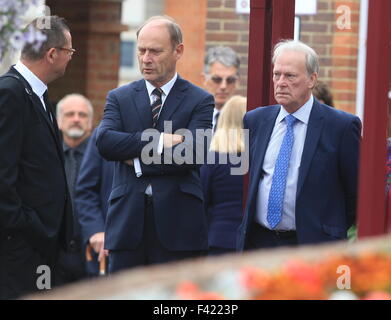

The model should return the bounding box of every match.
[151,87,163,128]
[43,90,53,123]
[213,111,220,133]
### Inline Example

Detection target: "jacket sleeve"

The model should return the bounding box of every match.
[75,130,107,244]
[96,91,154,161]
[339,115,362,227]
[139,93,214,176]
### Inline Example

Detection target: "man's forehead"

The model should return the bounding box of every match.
[209,62,238,75]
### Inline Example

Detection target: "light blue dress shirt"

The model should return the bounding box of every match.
[255,95,314,231]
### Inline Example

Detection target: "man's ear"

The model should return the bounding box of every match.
[309,72,318,89]
[174,43,184,60]
[201,72,207,85]
[46,48,57,64]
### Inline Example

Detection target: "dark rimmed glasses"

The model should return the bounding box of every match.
[209,75,238,85]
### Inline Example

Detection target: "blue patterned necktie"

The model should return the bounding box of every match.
[267,114,297,229]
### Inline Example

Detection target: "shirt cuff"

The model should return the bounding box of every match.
[133,158,142,177]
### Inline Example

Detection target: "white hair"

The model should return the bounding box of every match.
[272,39,319,75]
[56,93,94,120]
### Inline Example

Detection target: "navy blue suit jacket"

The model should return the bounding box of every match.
[97,76,214,251]
[200,152,244,249]
[237,99,361,250]
[75,128,114,245]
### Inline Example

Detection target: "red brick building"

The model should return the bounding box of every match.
[42,0,363,123]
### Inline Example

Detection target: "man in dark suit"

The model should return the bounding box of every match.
[55,94,93,284]
[0,16,74,299]
[96,16,214,272]
[237,40,361,251]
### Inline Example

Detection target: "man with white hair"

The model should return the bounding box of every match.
[237,40,361,250]
[56,93,93,283]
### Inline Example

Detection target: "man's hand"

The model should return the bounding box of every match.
[89,232,105,254]
[124,159,134,166]
[163,133,184,148]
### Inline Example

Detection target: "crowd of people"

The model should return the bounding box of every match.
[0,15,362,299]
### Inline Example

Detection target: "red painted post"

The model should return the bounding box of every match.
[246,0,272,111]
[269,0,295,105]
[357,0,391,237]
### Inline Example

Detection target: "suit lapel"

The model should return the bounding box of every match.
[156,76,187,128]
[248,107,279,208]
[296,100,324,197]
[9,67,65,163]
[133,80,153,129]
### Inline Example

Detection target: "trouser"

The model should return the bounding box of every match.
[109,195,207,273]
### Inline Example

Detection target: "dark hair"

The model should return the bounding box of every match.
[136,15,182,49]
[313,81,334,107]
[21,16,70,61]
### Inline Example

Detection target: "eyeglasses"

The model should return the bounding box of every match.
[209,75,238,85]
[55,47,76,56]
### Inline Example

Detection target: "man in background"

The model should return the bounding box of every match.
[203,46,240,131]
[55,93,93,284]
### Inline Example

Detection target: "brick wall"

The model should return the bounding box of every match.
[165,0,207,87]
[46,0,127,126]
[300,0,360,113]
[202,0,360,114]
[205,0,250,97]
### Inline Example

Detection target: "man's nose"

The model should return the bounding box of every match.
[276,76,287,87]
[219,79,228,89]
[142,52,152,63]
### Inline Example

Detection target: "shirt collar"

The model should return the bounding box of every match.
[14,61,47,99]
[145,73,178,99]
[63,137,89,154]
[277,95,314,125]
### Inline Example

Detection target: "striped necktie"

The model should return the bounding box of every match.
[151,87,163,128]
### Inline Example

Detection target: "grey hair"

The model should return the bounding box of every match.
[136,15,182,49]
[272,40,319,75]
[21,16,70,61]
[56,93,94,120]
[204,46,240,74]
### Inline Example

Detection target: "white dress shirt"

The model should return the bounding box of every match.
[133,73,178,193]
[255,95,314,230]
[14,61,48,111]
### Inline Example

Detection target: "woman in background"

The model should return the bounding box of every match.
[201,95,247,255]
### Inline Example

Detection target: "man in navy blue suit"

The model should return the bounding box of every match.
[237,40,361,251]
[97,16,214,272]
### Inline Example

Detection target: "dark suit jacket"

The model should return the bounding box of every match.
[0,67,73,257]
[237,99,361,250]
[200,152,244,249]
[75,128,114,245]
[97,76,214,251]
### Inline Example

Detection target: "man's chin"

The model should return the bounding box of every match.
[65,129,85,139]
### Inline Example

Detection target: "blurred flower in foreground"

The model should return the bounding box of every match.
[0,0,46,61]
